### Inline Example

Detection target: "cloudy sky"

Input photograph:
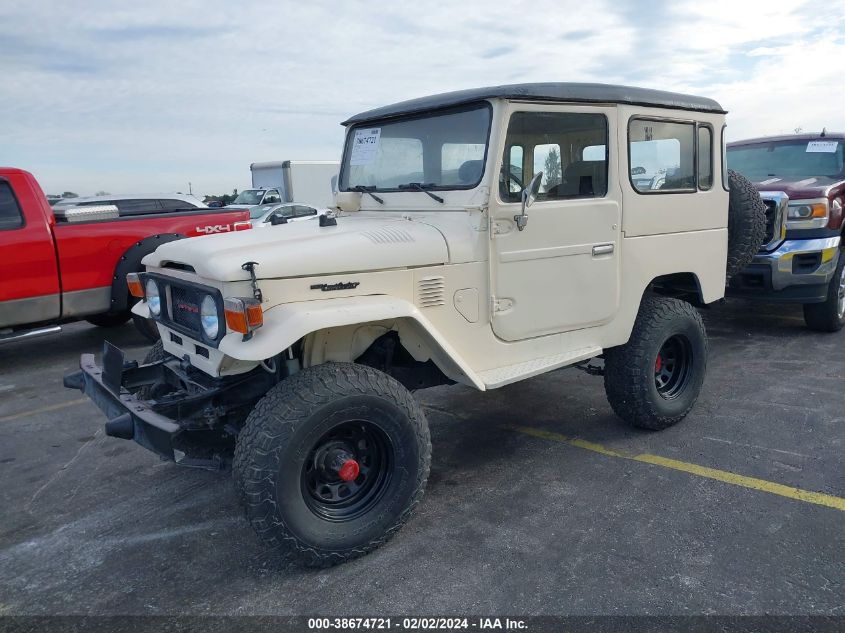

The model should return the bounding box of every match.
[2,0,843,197]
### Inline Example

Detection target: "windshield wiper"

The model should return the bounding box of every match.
[397,182,444,203]
[349,185,384,204]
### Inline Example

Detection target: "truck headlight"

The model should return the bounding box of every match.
[786,200,828,229]
[145,279,161,316]
[200,295,219,339]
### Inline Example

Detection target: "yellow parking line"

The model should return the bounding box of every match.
[505,425,845,512]
[0,398,89,423]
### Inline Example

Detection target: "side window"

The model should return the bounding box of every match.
[500,145,524,198]
[263,190,281,204]
[116,199,155,215]
[501,112,609,202]
[629,119,695,193]
[698,125,713,190]
[533,143,561,193]
[0,181,24,230]
[295,205,317,217]
[159,199,195,211]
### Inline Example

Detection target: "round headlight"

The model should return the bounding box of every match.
[145,279,161,316]
[200,295,219,339]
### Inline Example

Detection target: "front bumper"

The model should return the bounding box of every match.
[63,343,229,469]
[728,236,841,303]
[64,345,181,462]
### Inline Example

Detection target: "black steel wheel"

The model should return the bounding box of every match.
[234,362,430,567]
[605,296,708,430]
[301,421,393,522]
[653,334,694,399]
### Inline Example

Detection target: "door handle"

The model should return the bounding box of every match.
[592,244,614,256]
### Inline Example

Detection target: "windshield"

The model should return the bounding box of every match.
[233,190,264,205]
[340,103,492,191]
[728,139,845,181]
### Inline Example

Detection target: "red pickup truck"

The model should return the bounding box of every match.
[0,168,251,343]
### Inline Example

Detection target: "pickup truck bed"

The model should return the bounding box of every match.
[0,168,251,341]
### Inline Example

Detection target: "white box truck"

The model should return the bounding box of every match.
[250,160,339,208]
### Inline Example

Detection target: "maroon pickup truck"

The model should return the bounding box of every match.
[0,168,252,343]
[727,133,845,331]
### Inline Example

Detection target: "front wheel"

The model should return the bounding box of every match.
[802,246,845,333]
[233,363,431,567]
[604,296,708,430]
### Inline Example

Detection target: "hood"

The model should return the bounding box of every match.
[754,175,845,200]
[143,215,449,281]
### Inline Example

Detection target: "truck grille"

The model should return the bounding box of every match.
[763,199,777,244]
[147,275,223,347]
[170,285,202,332]
[758,192,788,253]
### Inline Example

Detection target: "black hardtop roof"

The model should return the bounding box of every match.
[342,82,726,126]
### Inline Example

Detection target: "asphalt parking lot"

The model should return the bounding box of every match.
[0,299,843,617]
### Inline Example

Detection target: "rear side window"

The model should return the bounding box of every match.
[629,119,695,193]
[0,181,24,230]
[159,199,197,211]
[116,199,156,215]
[698,125,713,190]
[295,205,317,217]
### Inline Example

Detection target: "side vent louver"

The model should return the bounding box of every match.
[418,276,445,308]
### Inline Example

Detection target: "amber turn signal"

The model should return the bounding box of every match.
[127,272,144,298]
[224,297,263,336]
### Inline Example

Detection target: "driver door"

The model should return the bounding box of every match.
[490,104,621,341]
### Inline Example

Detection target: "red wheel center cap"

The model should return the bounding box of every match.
[655,354,663,373]
[338,458,360,482]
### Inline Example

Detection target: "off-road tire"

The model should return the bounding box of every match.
[233,362,431,567]
[132,314,161,342]
[136,341,166,401]
[604,296,708,430]
[85,311,131,328]
[803,245,845,332]
[727,169,767,279]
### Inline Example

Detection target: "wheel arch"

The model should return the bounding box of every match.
[218,296,485,390]
[109,233,185,313]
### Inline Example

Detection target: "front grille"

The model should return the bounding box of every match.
[763,199,777,244]
[170,285,203,332]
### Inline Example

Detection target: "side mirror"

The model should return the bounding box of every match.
[515,171,543,231]
[270,214,288,225]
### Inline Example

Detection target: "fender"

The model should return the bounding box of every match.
[218,296,485,390]
[109,234,184,313]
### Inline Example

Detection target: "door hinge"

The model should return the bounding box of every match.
[492,297,514,313]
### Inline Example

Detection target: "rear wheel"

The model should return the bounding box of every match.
[803,245,845,332]
[233,362,431,567]
[85,311,131,328]
[604,296,708,430]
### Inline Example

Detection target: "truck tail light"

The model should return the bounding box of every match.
[224,297,263,337]
[234,221,252,231]
[127,273,144,298]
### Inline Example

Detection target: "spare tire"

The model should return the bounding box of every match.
[726,169,767,279]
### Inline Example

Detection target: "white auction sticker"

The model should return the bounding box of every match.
[350,128,382,165]
[806,140,838,153]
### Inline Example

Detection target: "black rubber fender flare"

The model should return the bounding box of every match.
[109,233,185,313]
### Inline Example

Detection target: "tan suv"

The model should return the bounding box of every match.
[66,83,764,566]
